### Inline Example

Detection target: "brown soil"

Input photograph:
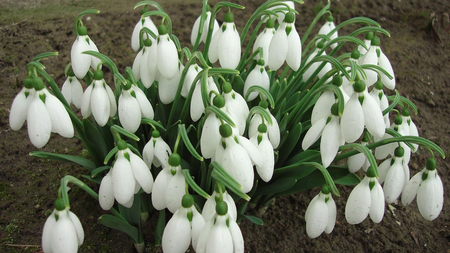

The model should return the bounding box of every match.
[1,0,449,252]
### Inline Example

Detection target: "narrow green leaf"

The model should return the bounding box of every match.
[30,151,96,171]
[179,124,204,161]
[245,86,275,109]
[104,147,118,165]
[243,215,263,225]
[98,215,139,243]
[155,210,166,246]
[205,105,236,128]
[83,119,108,160]
[82,50,118,73]
[183,169,210,200]
[110,125,140,141]
[210,162,250,201]
[32,52,58,62]
[134,1,165,11]
[91,165,111,178]
[255,177,297,196]
[276,122,302,165]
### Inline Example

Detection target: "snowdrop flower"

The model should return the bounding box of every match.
[249,124,275,182]
[131,8,158,52]
[99,140,154,210]
[181,63,202,98]
[162,194,206,253]
[156,25,179,80]
[401,158,444,221]
[159,61,182,104]
[378,146,410,204]
[243,60,270,101]
[71,25,101,79]
[118,81,154,133]
[200,95,228,159]
[190,76,219,122]
[340,80,385,143]
[359,36,395,89]
[268,12,301,71]
[264,1,295,25]
[202,187,237,222]
[152,153,186,213]
[347,136,371,173]
[132,38,158,88]
[248,101,280,149]
[9,77,35,131]
[208,12,241,69]
[400,108,419,152]
[357,32,373,56]
[142,130,172,168]
[81,70,117,127]
[345,167,385,224]
[375,115,411,163]
[222,82,249,135]
[214,124,263,193]
[369,81,390,128]
[252,19,276,66]
[42,199,84,253]
[196,201,244,253]
[61,70,83,109]
[305,186,336,238]
[340,50,363,97]
[302,41,332,82]
[318,15,338,49]
[20,77,74,148]
[191,10,219,46]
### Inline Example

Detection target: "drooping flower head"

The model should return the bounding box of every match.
[61,69,84,109]
[253,19,276,67]
[191,8,219,46]
[317,15,338,49]
[305,186,336,238]
[71,24,101,79]
[131,7,158,52]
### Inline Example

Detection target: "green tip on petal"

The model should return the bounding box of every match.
[182,194,194,208]
[402,108,410,117]
[332,75,343,87]
[33,77,45,90]
[117,140,128,150]
[394,146,404,157]
[168,153,181,167]
[266,18,275,28]
[216,201,228,216]
[219,124,232,138]
[394,115,403,125]
[54,198,66,211]
[353,80,366,93]
[371,36,380,46]
[351,49,361,60]
[213,95,225,108]
[426,158,436,171]
[78,26,87,36]
[24,78,34,89]
[157,25,168,35]
[94,70,103,80]
[224,12,234,23]
[284,12,295,23]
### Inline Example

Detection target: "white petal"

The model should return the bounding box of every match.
[190,82,205,122]
[252,135,274,182]
[201,114,221,159]
[218,22,241,69]
[195,218,214,253]
[182,64,200,98]
[27,94,51,148]
[131,19,144,52]
[383,158,405,204]
[134,87,154,119]
[154,138,172,168]
[152,167,171,210]
[302,116,327,151]
[237,136,263,167]
[142,138,156,168]
[345,177,371,224]
[208,27,222,64]
[10,88,32,130]
[205,216,233,253]
[243,65,270,101]
[325,196,336,234]
[132,49,144,80]
[228,218,244,253]
[369,179,385,223]
[165,168,186,213]
[359,46,378,86]
[401,170,423,206]
[348,152,366,173]
[341,93,364,143]
[81,83,93,118]
[378,50,396,90]
[88,38,101,70]
[377,158,392,184]
[68,211,84,246]
[362,91,385,139]
[140,46,156,88]
[112,152,136,206]
[224,92,249,135]
[70,77,84,109]
[417,170,444,221]
[320,116,342,168]
[286,26,301,71]
[61,78,73,105]
[162,208,192,253]
[51,211,79,253]
[130,152,153,193]
[374,133,396,160]
[99,171,115,210]
[45,90,74,138]
[253,27,275,66]
[157,34,179,80]
[191,208,206,248]
[158,65,181,104]
[305,194,328,238]
[42,210,56,253]
[91,81,110,126]
[311,91,334,125]
[119,90,141,133]
[71,36,91,79]
[268,23,288,71]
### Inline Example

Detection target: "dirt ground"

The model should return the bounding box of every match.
[1,0,449,252]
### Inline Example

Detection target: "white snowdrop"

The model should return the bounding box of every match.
[196,201,244,253]
[156,25,179,80]
[357,32,374,56]
[401,158,444,221]
[118,82,154,133]
[252,18,276,67]
[70,25,101,79]
[249,124,275,182]
[22,78,74,148]
[243,60,270,101]
[190,76,219,122]
[162,194,206,253]
[208,12,241,69]
[181,63,202,98]
[268,12,301,71]
[302,41,332,83]
[42,200,84,253]
[9,78,35,131]
[222,83,249,136]
[99,141,154,210]
[400,108,419,152]
[202,188,237,222]
[131,9,158,52]
[347,138,371,173]
[345,168,385,224]
[317,16,338,49]
[191,10,219,46]
[132,38,158,88]
[305,187,336,238]
[380,147,409,204]
[142,130,172,168]
[264,1,295,25]
[158,61,182,104]
[369,80,390,129]
[248,102,280,149]
[61,71,83,109]
[340,80,385,143]
[152,153,186,213]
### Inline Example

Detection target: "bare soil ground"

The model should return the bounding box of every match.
[0,0,449,252]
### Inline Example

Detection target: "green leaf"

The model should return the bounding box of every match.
[83,119,108,160]
[206,105,236,128]
[155,210,166,246]
[91,165,111,178]
[183,169,210,200]
[82,50,118,73]
[98,214,140,243]
[276,122,302,165]
[284,150,321,165]
[110,125,140,141]
[243,215,263,225]
[245,85,275,109]
[30,151,96,171]
[179,124,204,161]
[333,172,361,185]
[255,177,297,196]
[32,52,58,62]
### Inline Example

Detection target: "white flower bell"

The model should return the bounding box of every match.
[248,101,280,149]
[378,146,409,204]
[208,12,241,69]
[347,137,371,173]
[80,70,117,127]
[243,60,270,101]
[302,41,332,82]
[99,140,154,210]
[152,153,186,213]
[196,201,244,253]
[357,32,374,56]
[181,63,202,98]
[61,70,83,109]
[131,8,158,52]
[191,10,219,46]
[42,199,84,253]
[142,130,172,168]
[369,80,390,128]
[162,194,206,253]
[159,61,182,104]
[401,158,444,221]
[223,83,249,135]
[249,123,275,182]
[317,15,338,49]
[202,187,237,222]
[264,1,295,25]
[252,18,276,67]
[156,24,179,80]
[70,25,101,79]
[19,77,74,148]
[132,38,158,88]
[268,12,301,71]
[118,82,154,133]
[9,77,35,131]
[345,167,385,224]
[190,76,219,122]
[305,186,336,238]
